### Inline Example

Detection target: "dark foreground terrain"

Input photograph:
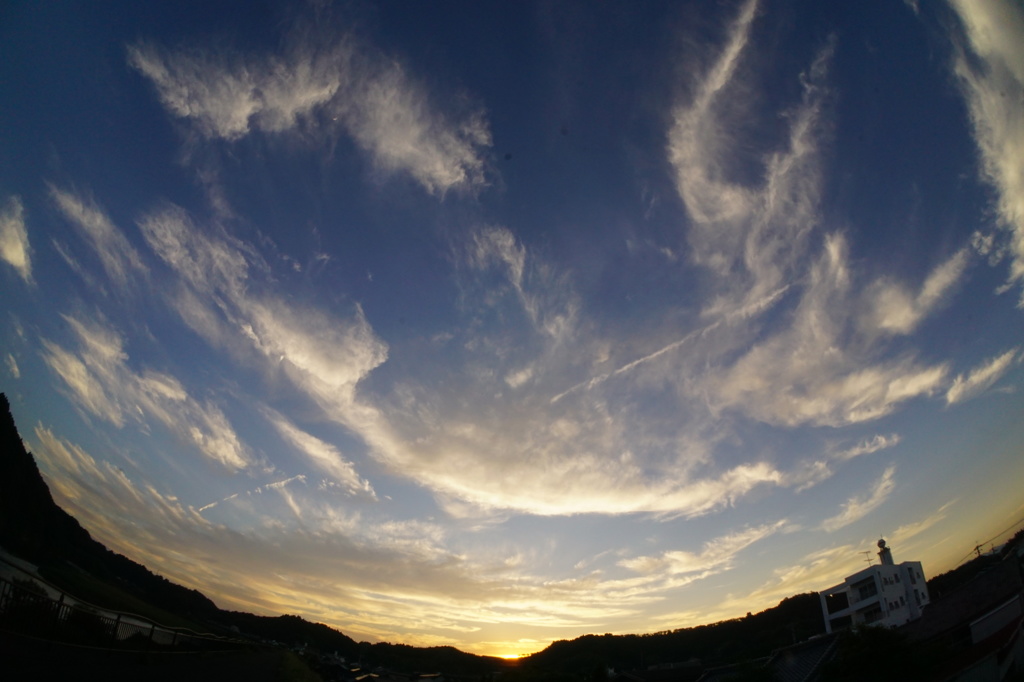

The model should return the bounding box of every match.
[0,631,319,681]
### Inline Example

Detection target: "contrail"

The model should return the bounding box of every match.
[550,324,714,404]
[197,474,306,513]
[550,284,790,403]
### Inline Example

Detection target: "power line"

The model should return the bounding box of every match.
[951,514,1024,569]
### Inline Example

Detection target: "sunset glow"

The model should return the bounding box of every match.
[2,0,1023,658]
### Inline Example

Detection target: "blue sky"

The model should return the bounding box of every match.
[2,0,1024,657]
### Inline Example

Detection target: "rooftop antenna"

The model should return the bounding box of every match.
[859,550,873,566]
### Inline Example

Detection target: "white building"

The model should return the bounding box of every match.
[819,539,930,633]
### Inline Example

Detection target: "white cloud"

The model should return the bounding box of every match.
[706,235,950,427]
[100,0,967,530]
[263,407,376,498]
[128,20,491,195]
[788,433,900,492]
[946,347,1020,404]
[125,35,348,141]
[137,203,249,296]
[887,501,955,547]
[299,353,779,518]
[668,0,759,228]
[49,185,147,287]
[504,366,534,389]
[5,353,20,379]
[137,204,390,469]
[465,225,579,343]
[865,249,969,335]
[658,2,952,428]
[40,314,251,470]
[0,195,31,282]
[948,0,1024,303]
[341,61,491,194]
[820,466,896,532]
[470,226,526,292]
[835,433,901,462]
[620,521,786,576]
[303,263,783,518]
[669,0,833,316]
[654,0,973,435]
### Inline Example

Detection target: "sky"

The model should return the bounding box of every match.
[2,0,1024,659]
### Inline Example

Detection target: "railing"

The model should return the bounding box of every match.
[0,572,245,652]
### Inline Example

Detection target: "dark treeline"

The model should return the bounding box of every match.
[0,394,218,621]
[516,593,823,676]
[926,526,1024,600]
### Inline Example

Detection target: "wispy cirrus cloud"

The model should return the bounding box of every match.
[465,224,579,346]
[788,433,901,492]
[126,40,338,140]
[705,235,950,427]
[49,185,148,287]
[865,249,969,335]
[132,201,793,520]
[137,203,389,442]
[5,354,19,379]
[30,423,785,650]
[834,434,902,461]
[0,196,31,282]
[128,16,491,195]
[659,0,959,430]
[669,0,831,316]
[262,407,376,499]
[948,0,1024,303]
[350,0,965,517]
[620,521,786,576]
[40,314,251,470]
[820,465,896,532]
[946,347,1020,404]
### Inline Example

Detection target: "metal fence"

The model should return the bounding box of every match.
[0,575,245,652]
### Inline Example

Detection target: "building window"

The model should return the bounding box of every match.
[853,578,878,602]
[825,591,849,614]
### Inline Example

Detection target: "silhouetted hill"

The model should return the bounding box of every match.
[0,394,219,619]
[926,527,1024,600]
[366,642,508,675]
[520,593,824,673]
[217,610,359,657]
[0,393,90,563]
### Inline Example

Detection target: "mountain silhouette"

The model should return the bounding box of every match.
[0,393,220,618]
